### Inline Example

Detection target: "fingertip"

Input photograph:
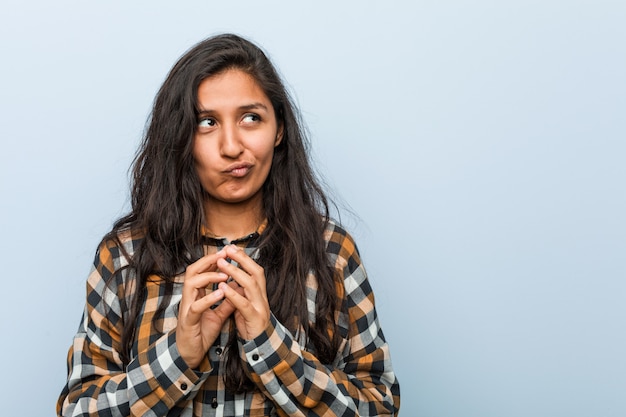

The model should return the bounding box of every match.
[218,282,231,293]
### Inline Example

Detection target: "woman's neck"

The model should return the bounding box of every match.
[203,196,264,242]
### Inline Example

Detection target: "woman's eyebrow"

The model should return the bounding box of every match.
[197,102,269,114]
[239,102,269,111]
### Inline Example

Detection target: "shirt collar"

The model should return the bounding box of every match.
[200,218,268,244]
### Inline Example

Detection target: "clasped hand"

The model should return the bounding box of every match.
[176,245,270,369]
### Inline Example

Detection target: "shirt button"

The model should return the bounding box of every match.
[180,383,188,391]
[252,353,259,361]
[216,347,223,355]
[211,398,218,408]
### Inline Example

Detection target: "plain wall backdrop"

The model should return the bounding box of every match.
[1,1,625,416]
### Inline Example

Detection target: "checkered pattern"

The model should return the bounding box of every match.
[58,220,400,416]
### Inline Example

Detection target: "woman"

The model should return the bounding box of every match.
[57,33,400,417]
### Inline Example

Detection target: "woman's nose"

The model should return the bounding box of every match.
[219,124,243,158]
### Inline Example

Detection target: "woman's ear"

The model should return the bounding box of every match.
[275,124,284,147]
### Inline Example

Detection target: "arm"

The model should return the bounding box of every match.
[225,227,400,416]
[241,311,399,416]
[57,239,214,417]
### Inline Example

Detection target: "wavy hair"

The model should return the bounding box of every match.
[105,34,342,392]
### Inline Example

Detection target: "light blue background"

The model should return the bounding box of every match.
[1,1,625,416]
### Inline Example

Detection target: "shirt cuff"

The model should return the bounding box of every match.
[126,330,212,412]
[241,314,296,375]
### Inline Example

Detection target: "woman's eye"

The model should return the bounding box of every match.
[242,114,260,124]
[198,118,215,128]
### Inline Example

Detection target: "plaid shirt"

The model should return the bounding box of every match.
[58,220,400,416]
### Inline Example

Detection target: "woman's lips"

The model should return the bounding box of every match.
[224,163,252,178]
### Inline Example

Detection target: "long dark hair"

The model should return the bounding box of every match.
[105,34,342,391]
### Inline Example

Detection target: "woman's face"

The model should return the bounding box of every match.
[193,69,282,209]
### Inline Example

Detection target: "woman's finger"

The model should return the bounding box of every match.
[179,253,230,332]
[180,271,228,317]
[186,288,225,321]
[181,250,228,308]
[186,249,227,275]
[218,281,251,312]
[186,271,229,292]
[218,280,270,340]
[224,245,264,279]
[216,258,254,289]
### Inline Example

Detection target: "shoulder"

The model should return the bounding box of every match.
[94,228,144,276]
[323,218,354,249]
[323,219,362,275]
[88,228,145,305]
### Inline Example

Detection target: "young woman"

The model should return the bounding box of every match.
[57,33,400,417]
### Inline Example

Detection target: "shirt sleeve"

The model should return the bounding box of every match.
[239,227,401,416]
[57,240,211,417]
